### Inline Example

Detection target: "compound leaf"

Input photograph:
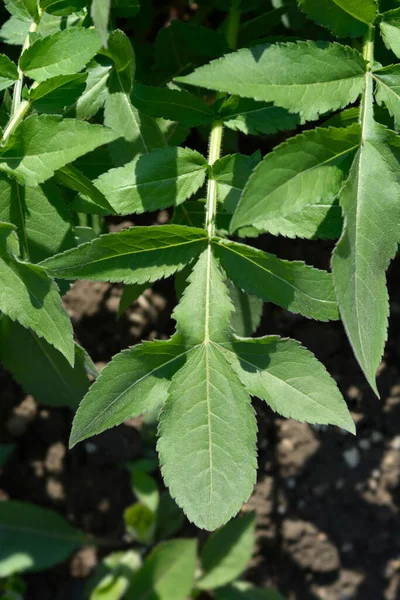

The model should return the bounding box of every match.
[220,336,355,433]
[230,125,361,234]
[0,115,118,186]
[70,336,189,447]
[220,96,299,136]
[0,222,74,364]
[298,0,377,38]
[40,225,208,284]
[177,42,366,122]
[0,317,96,409]
[212,239,339,321]
[332,126,400,393]
[92,146,208,215]
[19,27,102,82]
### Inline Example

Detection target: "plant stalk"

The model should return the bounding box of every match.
[205,120,223,238]
[226,0,241,50]
[360,24,375,142]
[2,16,41,145]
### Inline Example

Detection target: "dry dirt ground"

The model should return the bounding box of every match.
[2,225,400,600]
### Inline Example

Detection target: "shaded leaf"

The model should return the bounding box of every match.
[220,96,299,136]
[298,0,377,38]
[380,8,400,58]
[29,73,87,113]
[0,54,18,91]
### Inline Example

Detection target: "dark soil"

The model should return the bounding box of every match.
[2,225,400,600]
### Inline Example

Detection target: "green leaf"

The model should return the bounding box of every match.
[126,540,197,600]
[213,153,260,214]
[215,581,286,600]
[0,501,85,577]
[332,126,400,393]
[220,96,299,136]
[230,125,360,234]
[5,0,39,20]
[40,0,86,15]
[373,65,400,129]
[0,175,76,263]
[104,28,135,77]
[132,83,215,127]
[176,42,366,122]
[69,336,190,447]
[198,512,256,590]
[298,0,377,38]
[158,343,257,531]
[20,27,102,82]
[75,59,111,120]
[29,73,87,113]
[0,222,74,364]
[228,283,263,337]
[132,470,159,513]
[0,13,82,46]
[171,199,207,229]
[118,283,148,316]
[111,0,140,17]
[0,317,96,408]
[238,6,287,46]
[155,491,185,540]
[89,550,141,600]
[379,8,400,58]
[220,336,355,433]
[0,115,118,186]
[105,71,165,166]
[124,503,155,544]
[90,147,208,216]
[212,239,339,321]
[0,54,18,91]
[41,225,208,284]
[55,164,115,214]
[91,0,111,47]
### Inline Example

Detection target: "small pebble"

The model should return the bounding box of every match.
[343,446,361,469]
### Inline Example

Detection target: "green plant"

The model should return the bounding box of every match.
[1,0,398,534]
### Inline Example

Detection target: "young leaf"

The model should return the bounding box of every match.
[132,83,215,127]
[91,146,208,215]
[212,239,339,321]
[197,512,256,590]
[332,127,400,393]
[0,115,118,186]
[177,42,366,122]
[298,0,377,38]
[159,250,257,530]
[220,336,355,433]
[0,54,18,91]
[69,336,190,448]
[40,0,86,15]
[230,125,361,234]
[0,222,74,365]
[91,0,111,47]
[215,581,286,600]
[373,65,400,129]
[0,501,85,577]
[40,225,208,284]
[19,27,102,82]
[0,317,96,409]
[29,73,87,113]
[126,540,197,600]
[379,8,400,58]
[220,96,299,136]
[0,176,76,263]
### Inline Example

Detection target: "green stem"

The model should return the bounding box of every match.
[360,24,375,141]
[226,0,241,50]
[205,120,223,238]
[2,16,41,145]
